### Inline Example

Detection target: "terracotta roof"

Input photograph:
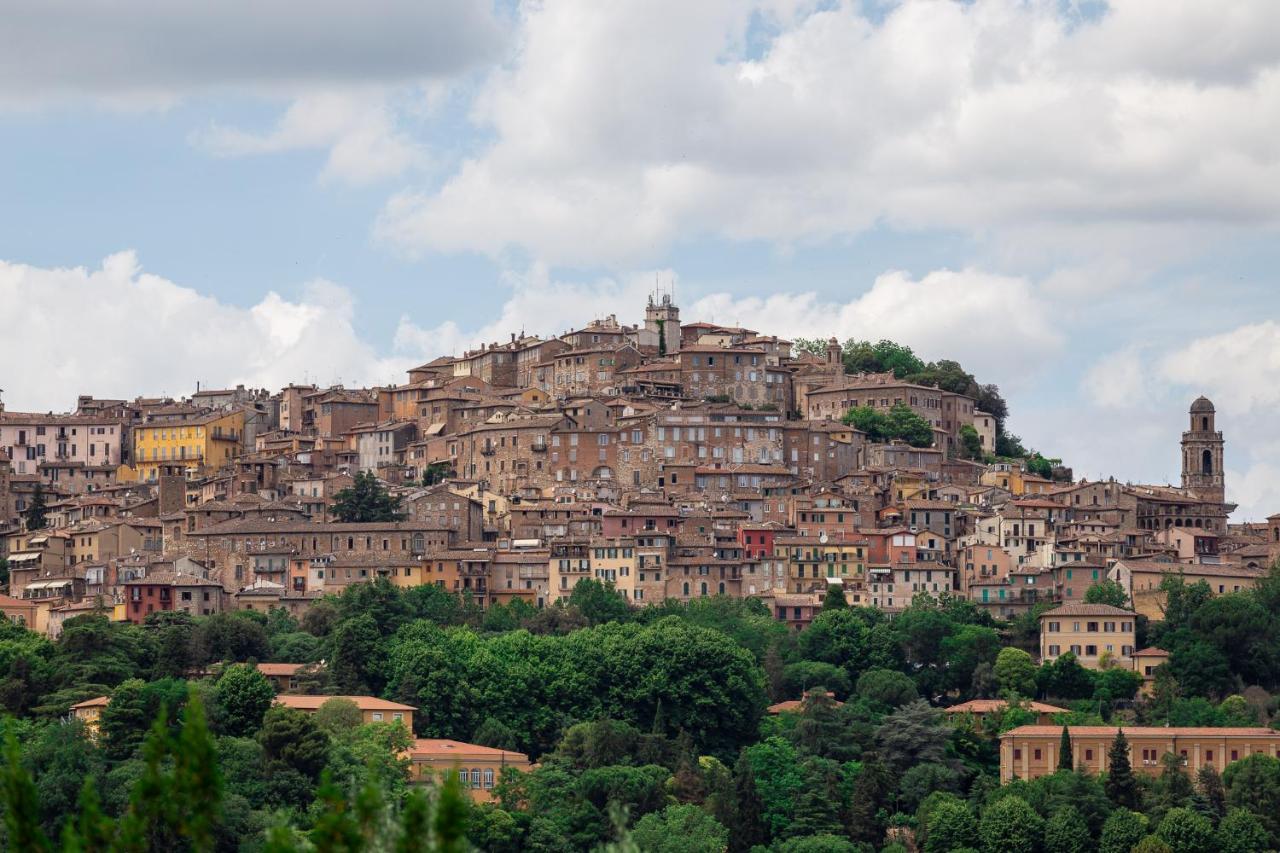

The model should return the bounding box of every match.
[274,695,416,712]
[406,739,529,762]
[71,696,110,709]
[1131,647,1170,657]
[254,663,308,677]
[945,699,1068,715]
[1002,725,1279,739]
[1040,603,1136,617]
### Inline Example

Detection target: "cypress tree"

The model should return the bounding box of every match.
[730,751,766,852]
[1058,726,1073,771]
[1,733,52,853]
[434,770,469,853]
[24,482,48,531]
[61,776,115,852]
[1105,729,1140,810]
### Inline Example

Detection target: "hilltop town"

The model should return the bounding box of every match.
[4,293,1280,851]
[2,292,1270,630]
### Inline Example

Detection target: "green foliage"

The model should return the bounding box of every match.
[1043,805,1090,853]
[1223,753,1280,843]
[840,403,934,447]
[565,578,632,625]
[923,798,978,853]
[1105,730,1140,811]
[958,424,983,460]
[213,663,275,737]
[1154,807,1214,852]
[1216,807,1269,853]
[822,584,848,611]
[856,668,918,710]
[1084,580,1130,608]
[631,804,728,852]
[979,795,1044,853]
[24,482,49,531]
[332,470,407,523]
[1100,809,1149,853]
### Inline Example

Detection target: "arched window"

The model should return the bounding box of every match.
[1202,449,1213,475]
[682,582,689,596]
[719,582,726,594]
[700,582,708,597]
[1201,416,1209,431]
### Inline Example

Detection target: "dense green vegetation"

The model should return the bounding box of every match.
[795,337,1063,469]
[331,471,407,523]
[841,404,934,448]
[2,570,1280,850]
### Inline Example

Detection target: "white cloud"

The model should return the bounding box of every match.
[689,268,1061,385]
[192,92,426,186]
[1063,322,1280,520]
[0,253,419,411]
[1159,321,1280,414]
[376,0,1280,267]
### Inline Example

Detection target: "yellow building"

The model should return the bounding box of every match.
[589,540,640,601]
[71,696,109,738]
[1001,725,1280,783]
[1039,603,1136,670]
[132,410,245,481]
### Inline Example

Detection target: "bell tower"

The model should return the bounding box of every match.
[645,290,680,356]
[1181,396,1225,504]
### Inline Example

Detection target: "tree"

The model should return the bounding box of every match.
[821,584,847,611]
[1195,764,1226,822]
[1154,807,1214,852]
[1058,727,1073,771]
[422,462,454,486]
[1100,809,1148,853]
[744,737,804,840]
[631,805,728,853]
[1105,730,1140,810]
[213,663,275,737]
[979,795,1044,853]
[883,402,935,447]
[1042,652,1097,700]
[2,733,52,853]
[923,798,978,853]
[1044,806,1090,853]
[994,647,1038,697]
[875,700,949,775]
[1223,753,1280,842]
[730,750,766,853]
[192,612,270,665]
[310,696,362,735]
[1216,808,1269,853]
[958,424,984,460]
[566,578,631,625]
[24,483,49,531]
[332,471,406,523]
[1084,581,1130,608]
[855,668,917,709]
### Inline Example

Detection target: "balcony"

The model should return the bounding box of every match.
[530,441,548,452]
[479,445,496,456]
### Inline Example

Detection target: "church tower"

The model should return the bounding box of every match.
[645,291,680,355]
[1181,396,1225,504]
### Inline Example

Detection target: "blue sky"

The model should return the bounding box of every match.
[1,0,1278,518]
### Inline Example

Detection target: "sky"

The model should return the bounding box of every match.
[1,0,1278,518]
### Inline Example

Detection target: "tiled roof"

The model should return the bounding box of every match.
[1002,726,1280,738]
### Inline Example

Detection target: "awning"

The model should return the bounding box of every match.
[23,579,74,590]
[424,422,446,436]
[7,552,41,563]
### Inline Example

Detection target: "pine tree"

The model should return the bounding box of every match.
[434,769,469,853]
[1105,729,1140,810]
[847,753,892,846]
[174,691,222,848]
[763,643,786,703]
[1058,726,1073,771]
[822,584,848,610]
[61,776,115,853]
[1196,764,1227,823]
[24,482,48,531]
[397,788,434,853]
[1,733,52,853]
[332,471,406,523]
[730,751,766,852]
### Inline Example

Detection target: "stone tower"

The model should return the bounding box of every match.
[645,291,680,355]
[1181,396,1225,504]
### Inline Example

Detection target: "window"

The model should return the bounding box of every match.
[483,768,495,789]
[371,712,383,721]
[1013,748,1022,760]
[1085,749,1093,761]
[1033,749,1042,761]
